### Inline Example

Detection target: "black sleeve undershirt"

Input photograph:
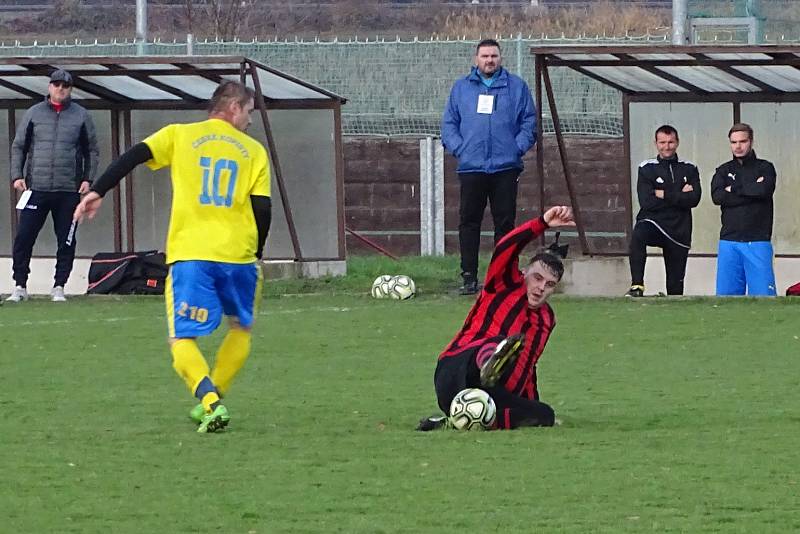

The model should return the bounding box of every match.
[251,196,271,259]
[90,142,153,197]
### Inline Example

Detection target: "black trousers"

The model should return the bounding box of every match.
[12,191,80,288]
[458,169,520,278]
[629,220,690,296]
[434,345,555,429]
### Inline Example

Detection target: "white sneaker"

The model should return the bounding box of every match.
[6,286,29,302]
[51,286,67,302]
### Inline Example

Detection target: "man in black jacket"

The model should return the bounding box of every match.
[626,125,701,297]
[711,123,776,296]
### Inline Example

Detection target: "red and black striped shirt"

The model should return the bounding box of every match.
[440,216,556,400]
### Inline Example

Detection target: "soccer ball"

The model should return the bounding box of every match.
[388,275,416,300]
[371,275,394,298]
[449,388,496,430]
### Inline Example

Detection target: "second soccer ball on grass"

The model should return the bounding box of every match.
[388,274,416,300]
[449,388,496,430]
[371,274,416,300]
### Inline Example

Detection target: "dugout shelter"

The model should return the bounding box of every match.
[531,45,800,260]
[0,55,347,292]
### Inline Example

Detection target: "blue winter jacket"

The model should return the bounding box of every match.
[441,67,537,174]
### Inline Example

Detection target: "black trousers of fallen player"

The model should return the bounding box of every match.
[434,341,555,429]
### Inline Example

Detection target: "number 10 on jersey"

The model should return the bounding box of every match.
[199,156,239,207]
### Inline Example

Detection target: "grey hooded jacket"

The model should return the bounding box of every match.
[10,97,99,192]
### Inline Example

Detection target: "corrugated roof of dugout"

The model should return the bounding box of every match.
[531,45,800,99]
[0,55,346,107]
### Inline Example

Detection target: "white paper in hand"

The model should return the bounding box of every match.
[15,190,32,210]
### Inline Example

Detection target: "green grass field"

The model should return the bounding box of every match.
[3,263,800,532]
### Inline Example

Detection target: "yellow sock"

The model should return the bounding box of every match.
[211,328,252,396]
[200,391,220,413]
[171,339,220,411]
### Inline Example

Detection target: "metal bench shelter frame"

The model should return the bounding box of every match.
[531,45,800,257]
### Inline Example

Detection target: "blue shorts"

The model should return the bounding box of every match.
[716,240,776,296]
[165,260,263,338]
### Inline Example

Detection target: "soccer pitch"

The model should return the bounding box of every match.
[3,293,800,532]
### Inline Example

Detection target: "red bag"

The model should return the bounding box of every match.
[786,282,800,296]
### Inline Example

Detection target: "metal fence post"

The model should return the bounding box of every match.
[135,0,147,55]
[433,141,444,256]
[420,137,433,255]
[420,137,445,256]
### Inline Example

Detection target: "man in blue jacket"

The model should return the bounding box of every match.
[441,39,537,295]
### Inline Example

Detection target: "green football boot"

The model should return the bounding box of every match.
[197,405,230,434]
[480,333,525,388]
[189,403,205,424]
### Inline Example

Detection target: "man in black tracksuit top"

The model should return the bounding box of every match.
[710,123,776,296]
[626,125,701,297]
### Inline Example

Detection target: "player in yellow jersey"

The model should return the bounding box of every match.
[74,81,271,433]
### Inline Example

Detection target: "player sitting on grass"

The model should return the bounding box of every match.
[73,81,271,434]
[418,206,574,431]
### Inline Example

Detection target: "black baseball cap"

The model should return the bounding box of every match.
[49,69,73,85]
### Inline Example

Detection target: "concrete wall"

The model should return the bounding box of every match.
[562,256,800,297]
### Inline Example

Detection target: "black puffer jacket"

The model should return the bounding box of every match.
[635,154,702,248]
[10,97,99,192]
[710,150,776,242]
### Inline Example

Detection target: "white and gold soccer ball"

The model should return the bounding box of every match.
[449,388,496,430]
[371,275,394,299]
[388,274,416,300]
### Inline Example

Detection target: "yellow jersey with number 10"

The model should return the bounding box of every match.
[143,118,270,264]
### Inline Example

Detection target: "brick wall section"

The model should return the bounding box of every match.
[344,137,629,256]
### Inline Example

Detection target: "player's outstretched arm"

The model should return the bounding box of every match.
[74,143,154,223]
[542,206,575,228]
[483,206,573,292]
[73,191,103,223]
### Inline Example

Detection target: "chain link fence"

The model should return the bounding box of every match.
[8,27,794,137]
[689,0,800,43]
[0,34,679,137]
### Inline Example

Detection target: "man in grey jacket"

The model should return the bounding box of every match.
[6,69,99,302]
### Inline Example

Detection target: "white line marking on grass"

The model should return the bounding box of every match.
[260,306,358,315]
[0,316,141,328]
[258,299,459,316]
[0,298,461,327]
[0,307,359,327]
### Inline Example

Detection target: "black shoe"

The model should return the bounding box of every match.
[416,414,451,431]
[480,333,525,388]
[624,285,644,298]
[458,273,479,295]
